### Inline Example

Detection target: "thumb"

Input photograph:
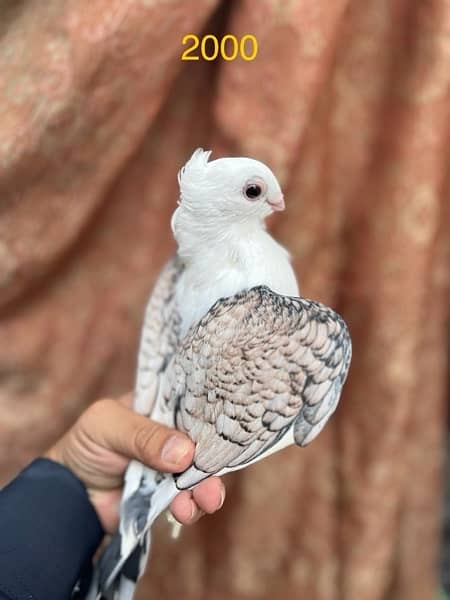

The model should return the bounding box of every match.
[85,399,194,473]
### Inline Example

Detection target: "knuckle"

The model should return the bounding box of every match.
[86,398,113,419]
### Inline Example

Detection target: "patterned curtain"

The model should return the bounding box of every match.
[0,1,449,599]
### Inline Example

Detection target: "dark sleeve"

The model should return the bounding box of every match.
[0,458,104,600]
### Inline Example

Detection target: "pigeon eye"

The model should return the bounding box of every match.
[245,184,261,198]
[243,179,266,201]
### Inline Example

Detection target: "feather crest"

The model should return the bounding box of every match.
[177,148,212,199]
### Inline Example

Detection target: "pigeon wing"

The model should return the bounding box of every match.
[171,286,351,489]
[133,255,184,415]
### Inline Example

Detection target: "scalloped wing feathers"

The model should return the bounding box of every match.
[171,286,351,489]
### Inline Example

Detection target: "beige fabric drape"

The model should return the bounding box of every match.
[1,1,449,598]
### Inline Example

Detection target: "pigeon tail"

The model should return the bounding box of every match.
[87,476,178,600]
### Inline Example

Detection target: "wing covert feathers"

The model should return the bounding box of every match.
[173,286,351,489]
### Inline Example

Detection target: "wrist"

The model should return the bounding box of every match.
[43,442,69,475]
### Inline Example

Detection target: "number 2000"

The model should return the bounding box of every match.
[181,34,258,61]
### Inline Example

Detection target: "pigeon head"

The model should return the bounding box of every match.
[173,149,284,231]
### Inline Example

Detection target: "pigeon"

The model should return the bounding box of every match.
[87,149,352,600]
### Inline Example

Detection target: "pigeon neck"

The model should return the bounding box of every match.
[174,210,267,265]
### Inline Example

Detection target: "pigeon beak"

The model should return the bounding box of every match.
[267,195,285,212]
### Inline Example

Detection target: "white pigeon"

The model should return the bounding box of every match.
[87,148,352,600]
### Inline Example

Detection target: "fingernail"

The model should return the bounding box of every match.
[189,504,205,524]
[161,435,192,466]
[218,486,226,509]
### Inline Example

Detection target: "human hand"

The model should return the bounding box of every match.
[45,397,225,532]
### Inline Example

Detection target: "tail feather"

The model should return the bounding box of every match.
[88,476,178,599]
[118,577,137,600]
